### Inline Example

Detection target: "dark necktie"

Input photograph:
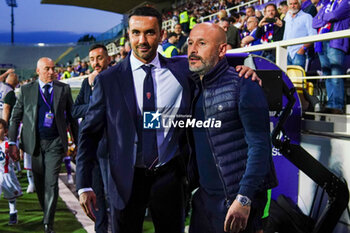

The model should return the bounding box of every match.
[44,84,51,101]
[141,65,158,168]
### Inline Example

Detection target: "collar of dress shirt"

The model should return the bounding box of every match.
[130,51,161,72]
[38,79,53,91]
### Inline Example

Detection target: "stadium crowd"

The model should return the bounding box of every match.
[54,0,348,113]
[0,0,349,232]
[110,0,349,113]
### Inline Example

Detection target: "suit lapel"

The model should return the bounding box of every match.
[118,54,138,126]
[30,81,39,122]
[53,80,62,113]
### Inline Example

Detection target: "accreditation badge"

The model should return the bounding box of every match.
[43,112,54,127]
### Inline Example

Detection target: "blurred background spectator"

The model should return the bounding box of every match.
[283,0,316,68]
[162,32,179,58]
[217,17,241,49]
[256,3,285,62]
[241,16,263,55]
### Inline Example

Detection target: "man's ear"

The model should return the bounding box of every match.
[218,43,227,59]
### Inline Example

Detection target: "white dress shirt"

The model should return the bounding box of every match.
[130,52,183,167]
[38,79,53,94]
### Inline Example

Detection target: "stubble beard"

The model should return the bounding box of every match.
[189,54,218,77]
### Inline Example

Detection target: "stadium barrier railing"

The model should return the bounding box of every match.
[227,29,350,73]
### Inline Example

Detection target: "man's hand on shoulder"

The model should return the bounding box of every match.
[224,199,251,233]
[236,65,262,86]
[79,190,98,222]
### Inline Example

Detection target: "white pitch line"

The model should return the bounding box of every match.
[58,176,95,233]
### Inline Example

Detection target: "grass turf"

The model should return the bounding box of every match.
[0,165,164,232]
[71,88,80,101]
[0,171,86,233]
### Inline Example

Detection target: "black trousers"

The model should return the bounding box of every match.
[189,187,267,233]
[32,137,64,227]
[91,160,108,233]
[111,162,186,233]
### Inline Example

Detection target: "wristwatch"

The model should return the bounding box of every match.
[236,194,251,207]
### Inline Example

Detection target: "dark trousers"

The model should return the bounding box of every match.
[31,137,64,226]
[111,163,186,233]
[92,160,108,233]
[189,187,266,233]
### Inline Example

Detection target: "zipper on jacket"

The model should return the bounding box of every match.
[200,79,231,207]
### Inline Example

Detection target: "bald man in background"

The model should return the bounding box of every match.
[8,57,78,233]
[187,23,277,233]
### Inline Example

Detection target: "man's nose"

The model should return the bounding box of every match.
[139,33,147,44]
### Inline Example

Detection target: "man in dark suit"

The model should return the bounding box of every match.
[73,44,110,233]
[77,6,258,233]
[77,7,192,233]
[8,57,78,233]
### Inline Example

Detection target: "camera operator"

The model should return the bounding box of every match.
[256,3,285,62]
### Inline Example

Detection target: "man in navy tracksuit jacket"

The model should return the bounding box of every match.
[187,23,277,233]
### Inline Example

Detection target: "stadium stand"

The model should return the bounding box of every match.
[55,45,91,66]
[0,44,72,79]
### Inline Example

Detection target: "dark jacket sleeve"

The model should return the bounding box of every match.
[76,75,105,190]
[65,85,79,144]
[255,26,263,40]
[72,78,90,119]
[273,21,285,42]
[256,21,285,42]
[238,78,272,199]
[8,86,24,142]
[227,26,241,48]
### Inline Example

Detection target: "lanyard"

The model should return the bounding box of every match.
[39,86,54,112]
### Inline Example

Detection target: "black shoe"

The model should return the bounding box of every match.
[44,224,55,233]
[8,213,18,225]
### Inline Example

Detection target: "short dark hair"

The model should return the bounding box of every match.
[227,16,235,24]
[231,11,240,19]
[246,6,255,12]
[0,119,8,130]
[89,44,108,53]
[265,3,277,10]
[280,1,288,7]
[265,3,279,17]
[128,6,162,30]
[167,32,178,39]
[220,17,230,23]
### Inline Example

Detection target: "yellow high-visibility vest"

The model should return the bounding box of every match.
[179,11,189,24]
[120,37,125,46]
[189,17,197,29]
[162,45,179,58]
